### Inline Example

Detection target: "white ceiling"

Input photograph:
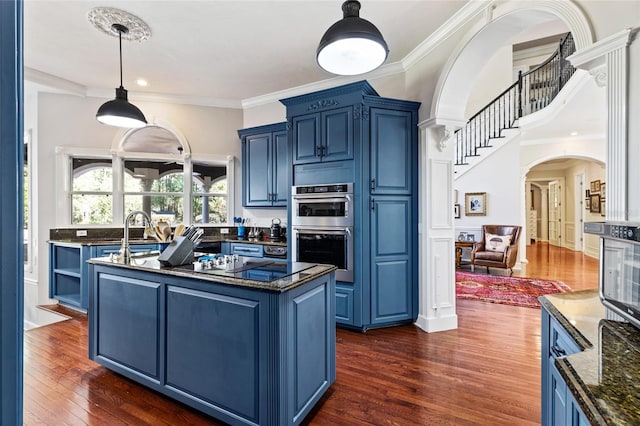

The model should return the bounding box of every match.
[24,0,468,105]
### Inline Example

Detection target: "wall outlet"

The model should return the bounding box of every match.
[76,230,88,237]
[220,228,229,234]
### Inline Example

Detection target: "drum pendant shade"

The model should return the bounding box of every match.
[317,1,389,75]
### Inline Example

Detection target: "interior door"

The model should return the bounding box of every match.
[548,181,562,247]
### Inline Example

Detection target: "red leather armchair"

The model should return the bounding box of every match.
[471,225,522,275]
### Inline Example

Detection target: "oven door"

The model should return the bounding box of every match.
[292,226,353,282]
[291,195,353,227]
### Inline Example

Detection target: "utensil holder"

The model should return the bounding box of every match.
[158,236,194,266]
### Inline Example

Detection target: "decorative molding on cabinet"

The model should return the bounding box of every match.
[307,99,339,111]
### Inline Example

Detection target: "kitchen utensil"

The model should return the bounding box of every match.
[270,218,282,241]
[174,224,185,237]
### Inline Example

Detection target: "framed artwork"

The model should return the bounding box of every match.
[585,189,590,198]
[585,198,590,210]
[590,180,601,193]
[465,192,486,216]
[600,183,606,199]
[454,203,461,219]
[590,194,601,213]
[600,199,606,216]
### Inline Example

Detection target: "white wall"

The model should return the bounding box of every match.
[454,139,522,242]
[464,45,513,118]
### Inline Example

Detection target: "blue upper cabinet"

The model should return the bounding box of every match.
[238,122,288,207]
[369,108,413,195]
[292,107,354,165]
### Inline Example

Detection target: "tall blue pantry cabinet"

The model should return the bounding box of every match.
[281,81,420,331]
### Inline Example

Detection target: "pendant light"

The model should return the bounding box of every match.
[96,23,147,128]
[317,0,389,76]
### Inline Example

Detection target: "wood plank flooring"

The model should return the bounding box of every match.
[23,242,598,425]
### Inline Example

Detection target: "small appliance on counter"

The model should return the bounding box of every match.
[270,218,283,242]
[585,221,640,329]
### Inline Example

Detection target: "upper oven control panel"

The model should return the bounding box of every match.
[585,221,640,241]
[293,183,352,195]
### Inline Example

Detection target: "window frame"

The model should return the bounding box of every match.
[56,146,234,227]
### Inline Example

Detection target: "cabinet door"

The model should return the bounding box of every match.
[293,114,321,165]
[322,107,353,162]
[370,108,413,194]
[243,132,272,206]
[94,273,161,378]
[370,196,413,324]
[272,130,289,206]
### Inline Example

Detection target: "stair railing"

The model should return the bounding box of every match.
[455,33,576,167]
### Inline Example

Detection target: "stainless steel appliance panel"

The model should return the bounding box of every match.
[292,226,353,282]
[292,183,353,227]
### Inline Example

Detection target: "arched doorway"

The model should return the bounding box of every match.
[416,1,595,333]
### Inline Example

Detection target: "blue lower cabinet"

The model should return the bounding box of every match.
[370,196,414,325]
[95,274,161,379]
[541,305,590,425]
[89,264,336,425]
[335,283,354,325]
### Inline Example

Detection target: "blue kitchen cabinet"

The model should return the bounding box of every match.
[369,196,414,324]
[541,305,589,425]
[292,106,353,165]
[238,122,288,207]
[369,108,413,195]
[281,81,420,330]
[88,262,336,425]
[226,242,264,258]
[49,241,158,311]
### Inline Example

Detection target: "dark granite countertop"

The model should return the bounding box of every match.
[541,290,640,425]
[88,254,334,293]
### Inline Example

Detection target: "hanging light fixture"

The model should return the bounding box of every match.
[96,23,147,128]
[89,7,151,128]
[317,0,389,76]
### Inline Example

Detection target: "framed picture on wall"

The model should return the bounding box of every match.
[590,180,601,193]
[454,203,461,219]
[590,194,601,213]
[600,183,606,199]
[585,198,590,210]
[600,199,606,216]
[465,192,486,216]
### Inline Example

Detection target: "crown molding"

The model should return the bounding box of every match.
[568,28,634,71]
[402,1,491,70]
[241,61,405,109]
[24,67,86,96]
[85,88,242,109]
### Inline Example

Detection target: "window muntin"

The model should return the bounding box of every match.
[192,161,227,224]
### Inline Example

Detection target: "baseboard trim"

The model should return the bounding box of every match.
[415,313,458,333]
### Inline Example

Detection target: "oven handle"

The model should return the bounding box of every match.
[293,227,352,236]
[292,194,352,202]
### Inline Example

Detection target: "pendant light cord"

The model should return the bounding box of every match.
[119,29,123,88]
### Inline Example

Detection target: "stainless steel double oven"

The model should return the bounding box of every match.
[291,183,354,282]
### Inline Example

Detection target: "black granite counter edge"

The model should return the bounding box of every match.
[539,294,594,351]
[224,238,287,246]
[88,257,336,293]
[555,358,608,425]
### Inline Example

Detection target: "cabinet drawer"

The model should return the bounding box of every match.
[548,317,580,359]
[229,243,263,258]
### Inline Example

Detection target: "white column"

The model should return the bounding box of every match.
[415,119,462,333]
[569,29,633,222]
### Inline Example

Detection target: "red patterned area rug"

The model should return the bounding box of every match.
[455,271,572,308]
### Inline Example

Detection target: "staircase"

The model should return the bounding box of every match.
[454,33,576,176]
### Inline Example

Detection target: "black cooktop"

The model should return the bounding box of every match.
[175,256,315,283]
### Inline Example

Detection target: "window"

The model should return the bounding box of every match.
[192,161,227,224]
[60,124,233,227]
[123,160,184,224]
[71,158,113,224]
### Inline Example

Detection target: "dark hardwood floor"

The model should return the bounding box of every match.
[23,242,598,425]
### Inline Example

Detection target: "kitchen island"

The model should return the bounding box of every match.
[87,254,336,426]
